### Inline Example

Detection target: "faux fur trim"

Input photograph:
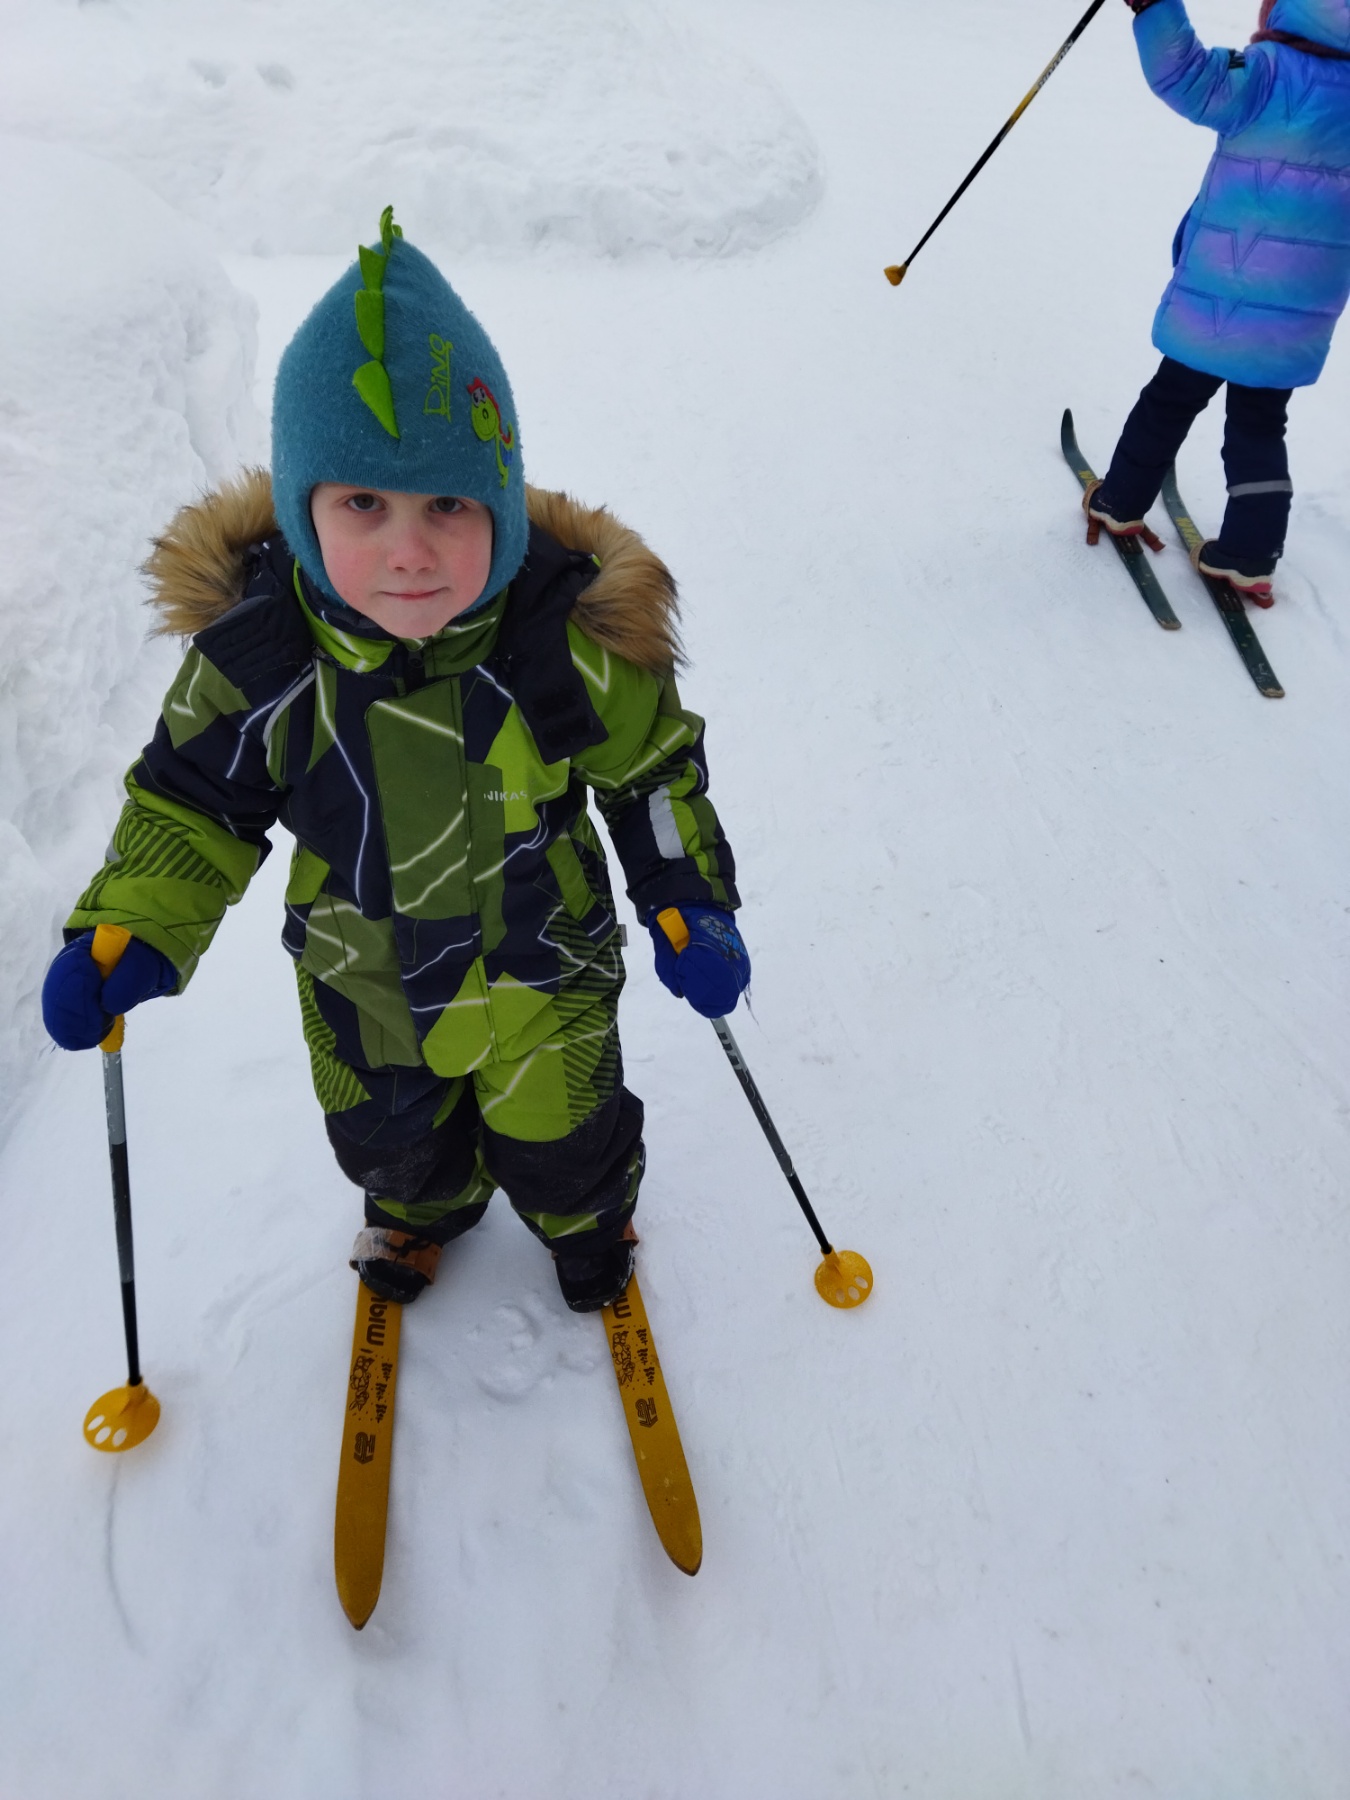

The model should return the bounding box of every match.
[525,485,683,675]
[144,467,276,643]
[144,469,683,676]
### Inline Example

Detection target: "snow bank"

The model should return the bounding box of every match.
[0,137,261,1142]
[0,0,821,260]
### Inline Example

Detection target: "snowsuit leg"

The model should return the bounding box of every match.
[473,948,644,1250]
[1100,356,1222,518]
[1215,381,1293,569]
[327,1080,494,1244]
[477,1073,644,1251]
[315,942,642,1250]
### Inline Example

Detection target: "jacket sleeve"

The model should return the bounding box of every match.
[1135,1,1277,133]
[65,640,291,986]
[566,626,739,918]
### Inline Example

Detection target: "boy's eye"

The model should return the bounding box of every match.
[346,492,381,513]
[430,496,464,514]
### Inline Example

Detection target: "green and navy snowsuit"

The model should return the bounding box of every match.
[68,475,739,1247]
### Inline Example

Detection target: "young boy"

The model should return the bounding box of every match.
[1084,0,1350,605]
[41,208,750,1314]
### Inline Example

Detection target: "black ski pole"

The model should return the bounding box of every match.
[654,910,873,1309]
[709,1016,832,1255]
[83,923,161,1453]
[885,0,1109,287]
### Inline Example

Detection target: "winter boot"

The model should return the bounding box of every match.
[1191,540,1275,608]
[1082,480,1165,552]
[350,1226,443,1304]
[553,1225,637,1314]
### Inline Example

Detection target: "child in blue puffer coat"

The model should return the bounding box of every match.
[1085,0,1350,605]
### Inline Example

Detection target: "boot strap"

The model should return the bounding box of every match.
[349,1227,443,1284]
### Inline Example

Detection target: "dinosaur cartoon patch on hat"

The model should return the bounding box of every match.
[468,378,516,487]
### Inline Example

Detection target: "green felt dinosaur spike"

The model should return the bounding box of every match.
[351,207,402,436]
[353,360,399,438]
[354,289,385,360]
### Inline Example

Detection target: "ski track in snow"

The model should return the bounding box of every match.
[2,1,1349,1795]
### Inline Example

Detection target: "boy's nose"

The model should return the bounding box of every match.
[387,528,437,572]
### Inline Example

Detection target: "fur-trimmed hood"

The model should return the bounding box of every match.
[144,468,683,677]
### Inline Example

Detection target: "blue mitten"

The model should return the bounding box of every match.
[42,930,178,1051]
[649,906,750,1020]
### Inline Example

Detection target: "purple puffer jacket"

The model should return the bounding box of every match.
[1137,0,1350,388]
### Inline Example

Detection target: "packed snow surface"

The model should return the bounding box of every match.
[0,136,260,1142]
[0,0,821,258]
[2,2,1349,1796]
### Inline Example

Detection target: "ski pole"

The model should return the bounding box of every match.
[655,910,873,1309]
[884,0,1109,288]
[82,923,160,1453]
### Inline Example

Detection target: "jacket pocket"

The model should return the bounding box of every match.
[300,891,423,1067]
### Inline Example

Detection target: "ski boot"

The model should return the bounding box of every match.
[1191,540,1275,608]
[349,1227,443,1304]
[554,1225,637,1314]
[1082,479,1164,552]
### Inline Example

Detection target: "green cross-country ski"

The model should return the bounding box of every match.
[1160,466,1285,699]
[1061,409,1180,631]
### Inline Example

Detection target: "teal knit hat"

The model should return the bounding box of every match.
[272,207,527,605]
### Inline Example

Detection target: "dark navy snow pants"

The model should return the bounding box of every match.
[1101,357,1293,572]
[326,1077,645,1252]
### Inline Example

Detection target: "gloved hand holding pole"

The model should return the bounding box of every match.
[884,0,1110,288]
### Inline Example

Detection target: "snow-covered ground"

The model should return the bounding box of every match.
[2,2,1348,1795]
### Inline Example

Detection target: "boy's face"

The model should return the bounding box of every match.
[310,485,494,637]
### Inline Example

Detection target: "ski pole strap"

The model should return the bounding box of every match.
[91,923,132,1054]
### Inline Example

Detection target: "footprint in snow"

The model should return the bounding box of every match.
[468,1298,557,1402]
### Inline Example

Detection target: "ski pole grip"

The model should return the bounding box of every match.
[91,923,132,1054]
[655,908,690,955]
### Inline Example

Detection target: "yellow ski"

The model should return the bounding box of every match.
[602,1272,702,1575]
[334,1282,402,1629]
